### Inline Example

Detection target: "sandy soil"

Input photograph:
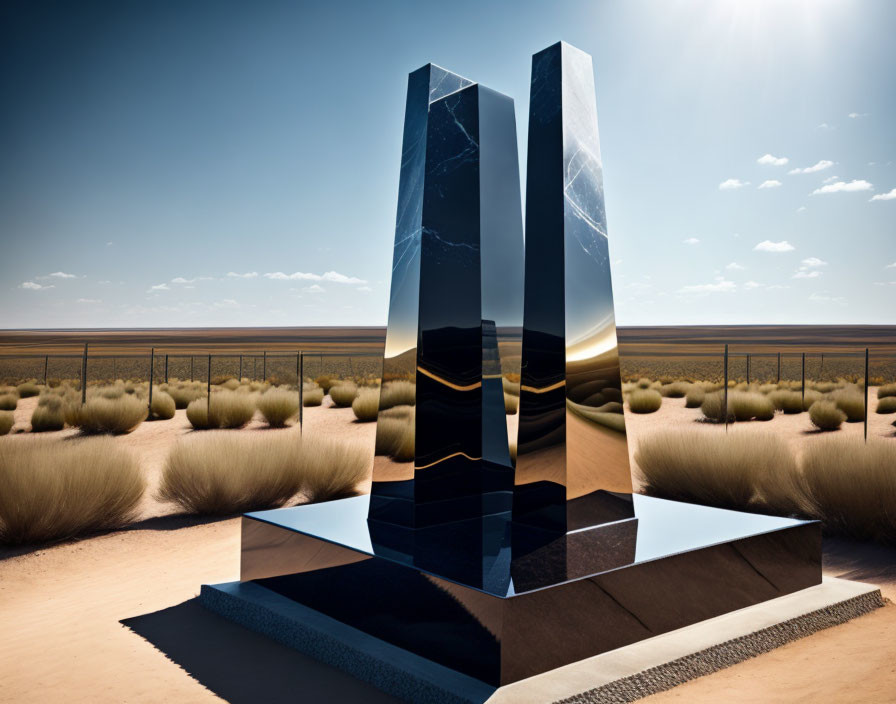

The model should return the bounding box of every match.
[1,394,895,703]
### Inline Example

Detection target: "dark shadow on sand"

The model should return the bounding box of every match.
[122,599,402,704]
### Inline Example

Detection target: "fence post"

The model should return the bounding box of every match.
[723,344,729,431]
[820,353,825,379]
[148,347,155,413]
[801,352,806,406]
[298,351,304,432]
[254,357,257,381]
[164,354,169,383]
[746,353,750,385]
[80,343,88,405]
[262,350,267,383]
[776,352,781,384]
[43,355,49,385]
[864,348,869,443]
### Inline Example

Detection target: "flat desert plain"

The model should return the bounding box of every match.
[1,389,895,704]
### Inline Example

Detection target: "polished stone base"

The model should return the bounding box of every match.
[199,577,880,704]
[221,494,820,688]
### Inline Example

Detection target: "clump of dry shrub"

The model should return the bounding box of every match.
[30,396,66,432]
[627,389,662,414]
[376,406,415,461]
[0,412,13,436]
[831,389,866,422]
[0,438,145,544]
[700,391,734,423]
[352,387,380,422]
[809,400,846,431]
[328,382,358,407]
[684,385,705,408]
[157,430,367,514]
[16,382,40,398]
[875,397,896,414]
[0,393,17,411]
[158,433,302,514]
[303,388,324,407]
[379,381,415,409]
[76,395,148,434]
[150,391,176,420]
[186,392,256,430]
[801,437,896,543]
[660,381,690,398]
[876,383,896,400]
[257,388,300,427]
[769,390,804,414]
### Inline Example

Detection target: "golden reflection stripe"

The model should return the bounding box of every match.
[416,366,482,391]
[415,451,482,470]
[520,380,566,394]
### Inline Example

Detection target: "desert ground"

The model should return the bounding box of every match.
[2,387,895,704]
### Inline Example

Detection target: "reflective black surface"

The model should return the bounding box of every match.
[516,42,633,533]
[245,494,821,685]
[370,68,524,530]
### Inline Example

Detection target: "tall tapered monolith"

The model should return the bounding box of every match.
[514,41,634,534]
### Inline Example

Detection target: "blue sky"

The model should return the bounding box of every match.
[1,0,894,328]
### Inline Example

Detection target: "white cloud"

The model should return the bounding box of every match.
[227,271,258,279]
[683,237,700,245]
[725,262,745,270]
[809,292,845,304]
[356,286,373,292]
[801,257,828,267]
[758,180,782,189]
[812,179,873,195]
[848,112,868,119]
[793,270,822,279]
[106,241,114,247]
[20,281,54,290]
[303,284,325,293]
[788,160,834,175]
[719,178,749,190]
[149,283,170,291]
[757,154,789,166]
[76,298,101,304]
[822,175,839,183]
[171,276,213,284]
[753,240,795,253]
[886,262,896,269]
[48,271,76,279]
[796,206,807,212]
[679,277,736,294]
[817,123,833,131]
[870,188,896,201]
[744,281,762,289]
[264,270,367,285]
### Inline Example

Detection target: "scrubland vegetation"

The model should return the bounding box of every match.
[0,412,13,436]
[352,387,380,422]
[158,430,366,514]
[0,438,145,544]
[256,388,300,427]
[636,429,896,545]
[187,392,256,430]
[376,406,415,461]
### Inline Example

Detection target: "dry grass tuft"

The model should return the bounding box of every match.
[379,380,416,409]
[328,382,358,407]
[302,388,324,407]
[660,381,691,398]
[801,437,896,543]
[802,389,823,411]
[0,438,145,544]
[76,395,148,434]
[169,385,203,409]
[729,391,775,422]
[0,394,17,411]
[376,406,415,461]
[875,397,896,414]
[158,432,302,514]
[769,390,804,414]
[0,412,13,436]
[257,388,300,427]
[699,391,734,423]
[150,391,176,420]
[627,389,662,414]
[186,392,256,430]
[352,387,380,422]
[831,389,866,422]
[684,385,705,408]
[877,383,896,400]
[300,434,368,502]
[30,396,66,432]
[809,400,847,431]
[16,382,40,398]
